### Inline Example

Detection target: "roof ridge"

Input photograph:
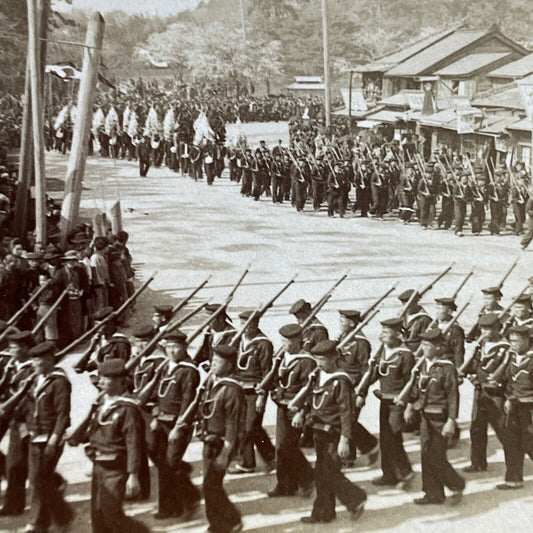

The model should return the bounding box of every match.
[373,20,469,62]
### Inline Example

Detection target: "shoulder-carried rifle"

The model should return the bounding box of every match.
[31,286,70,336]
[256,272,349,393]
[185,264,250,346]
[228,275,297,347]
[56,272,156,359]
[395,301,470,406]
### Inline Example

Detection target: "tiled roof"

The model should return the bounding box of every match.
[435,53,511,76]
[355,25,463,73]
[385,30,488,77]
[488,52,533,79]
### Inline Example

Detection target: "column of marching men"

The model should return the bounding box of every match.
[1,261,533,532]
[48,86,533,248]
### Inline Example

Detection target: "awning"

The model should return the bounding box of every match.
[356,119,383,129]
[506,118,533,132]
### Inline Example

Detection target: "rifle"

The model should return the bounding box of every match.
[56,272,156,360]
[355,289,420,399]
[67,395,101,446]
[185,265,250,346]
[228,275,297,347]
[0,371,35,419]
[417,263,454,300]
[338,309,380,351]
[499,285,530,337]
[395,301,470,407]
[452,269,474,301]
[124,301,208,373]
[287,367,319,412]
[496,257,519,292]
[0,281,52,344]
[311,270,350,313]
[257,272,348,393]
[171,276,211,316]
[336,285,396,350]
[466,260,518,340]
[31,286,70,336]
[458,333,488,377]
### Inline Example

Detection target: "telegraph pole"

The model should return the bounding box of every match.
[60,12,105,247]
[239,0,246,39]
[321,0,331,128]
[26,0,48,246]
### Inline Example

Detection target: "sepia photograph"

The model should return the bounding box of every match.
[0,0,532,532]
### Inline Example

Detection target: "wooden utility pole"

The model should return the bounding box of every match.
[60,12,105,247]
[27,0,48,247]
[321,0,331,128]
[15,0,49,242]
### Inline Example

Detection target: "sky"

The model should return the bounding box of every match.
[54,0,203,17]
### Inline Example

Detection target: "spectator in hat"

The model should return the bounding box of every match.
[108,245,129,310]
[54,250,89,346]
[90,236,110,311]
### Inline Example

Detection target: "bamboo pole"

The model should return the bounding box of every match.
[59,12,105,248]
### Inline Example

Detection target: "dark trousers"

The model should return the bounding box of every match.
[470,390,505,469]
[454,201,467,233]
[240,394,275,469]
[275,406,313,494]
[139,158,150,177]
[241,170,252,196]
[328,188,348,217]
[370,186,387,217]
[503,403,533,482]
[489,201,505,234]
[470,201,485,233]
[311,429,366,522]
[91,460,150,533]
[513,201,525,234]
[438,196,454,229]
[418,195,435,227]
[380,401,411,481]
[205,163,216,185]
[150,421,200,515]
[272,176,284,203]
[29,443,73,530]
[348,417,378,460]
[399,192,415,222]
[420,415,465,500]
[294,181,307,211]
[252,171,262,200]
[3,425,28,513]
[312,181,326,210]
[353,187,370,216]
[203,440,241,533]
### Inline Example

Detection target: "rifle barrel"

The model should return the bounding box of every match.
[31,286,70,336]
[56,272,156,360]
